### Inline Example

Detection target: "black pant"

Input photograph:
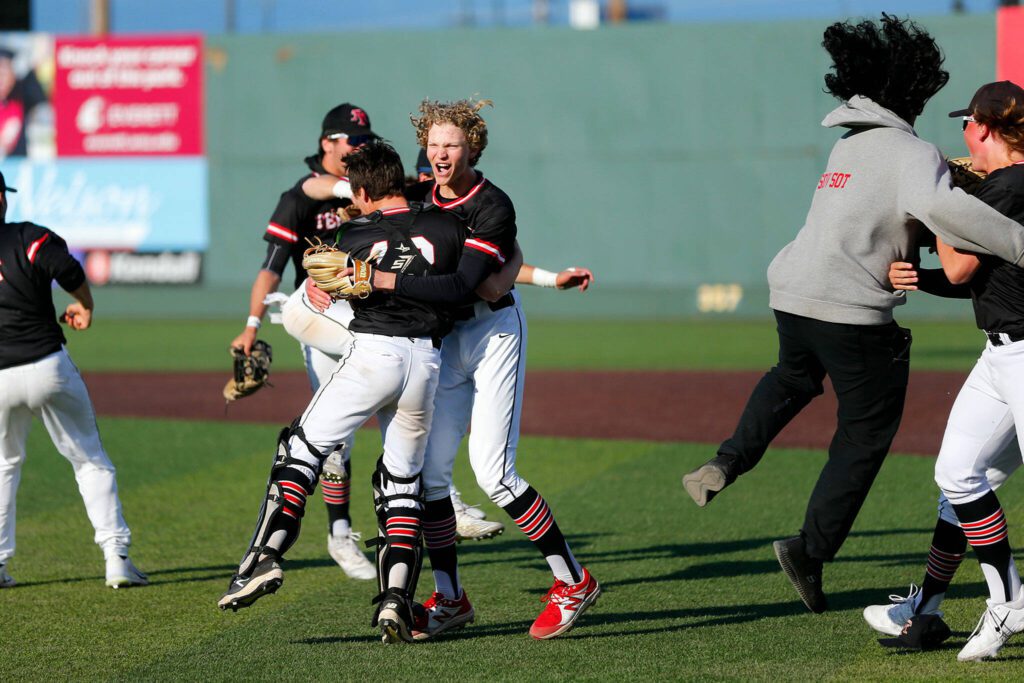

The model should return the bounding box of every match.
[719,310,911,561]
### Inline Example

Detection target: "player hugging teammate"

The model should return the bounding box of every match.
[219,141,469,643]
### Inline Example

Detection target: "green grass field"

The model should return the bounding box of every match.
[64,318,988,372]
[2,319,1020,681]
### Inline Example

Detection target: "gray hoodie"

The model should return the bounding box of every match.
[768,95,1024,325]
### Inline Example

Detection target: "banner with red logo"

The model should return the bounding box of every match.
[997,7,1024,86]
[53,35,203,156]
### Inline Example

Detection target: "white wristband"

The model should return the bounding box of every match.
[332,179,353,200]
[246,315,262,329]
[530,268,559,288]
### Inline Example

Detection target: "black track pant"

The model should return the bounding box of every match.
[718,310,912,561]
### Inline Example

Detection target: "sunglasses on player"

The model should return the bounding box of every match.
[326,133,375,146]
[962,116,976,131]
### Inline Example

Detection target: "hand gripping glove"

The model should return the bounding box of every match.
[947,156,987,195]
[301,240,373,301]
[223,339,273,402]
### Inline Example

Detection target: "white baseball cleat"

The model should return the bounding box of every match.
[105,555,149,589]
[450,489,486,520]
[957,596,1024,661]
[327,532,377,580]
[863,584,942,636]
[0,563,15,588]
[218,557,282,611]
[455,515,505,542]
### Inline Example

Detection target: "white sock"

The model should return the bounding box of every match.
[332,519,351,538]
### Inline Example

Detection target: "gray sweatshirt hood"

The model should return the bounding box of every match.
[820,95,916,135]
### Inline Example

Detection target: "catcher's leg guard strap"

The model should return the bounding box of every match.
[370,457,424,610]
[236,424,318,577]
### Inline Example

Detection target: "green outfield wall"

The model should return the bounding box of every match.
[94,14,996,320]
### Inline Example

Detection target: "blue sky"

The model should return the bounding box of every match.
[32,0,1007,34]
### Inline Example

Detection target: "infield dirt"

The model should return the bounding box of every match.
[85,370,964,456]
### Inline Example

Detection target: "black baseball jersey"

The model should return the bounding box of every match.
[338,202,466,339]
[263,155,351,289]
[398,172,517,305]
[965,163,1024,334]
[0,221,85,369]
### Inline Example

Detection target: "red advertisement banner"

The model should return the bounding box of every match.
[997,7,1024,85]
[53,35,203,156]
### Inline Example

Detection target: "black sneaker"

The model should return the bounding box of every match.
[217,557,283,612]
[773,535,827,613]
[377,588,415,644]
[682,455,737,507]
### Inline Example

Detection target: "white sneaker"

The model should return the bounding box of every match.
[105,555,149,589]
[327,532,377,580]
[450,490,486,521]
[957,597,1024,661]
[863,584,941,636]
[455,514,504,542]
[0,563,15,588]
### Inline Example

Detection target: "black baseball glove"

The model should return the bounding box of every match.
[223,340,273,402]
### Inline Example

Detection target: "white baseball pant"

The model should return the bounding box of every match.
[282,285,356,391]
[934,339,1024,511]
[287,334,441,506]
[0,348,131,563]
[422,291,529,507]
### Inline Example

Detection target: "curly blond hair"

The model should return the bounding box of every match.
[411,98,493,166]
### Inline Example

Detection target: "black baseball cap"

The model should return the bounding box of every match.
[949,80,1024,118]
[321,103,377,140]
[877,614,951,651]
[0,170,17,193]
[415,148,431,174]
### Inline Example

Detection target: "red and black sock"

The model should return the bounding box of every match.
[322,458,352,536]
[917,517,966,613]
[422,497,460,599]
[954,491,1022,603]
[503,487,582,585]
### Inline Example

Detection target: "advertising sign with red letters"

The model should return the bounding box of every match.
[53,35,203,156]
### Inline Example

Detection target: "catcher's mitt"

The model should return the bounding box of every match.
[947,156,987,195]
[301,239,373,300]
[223,340,272,402]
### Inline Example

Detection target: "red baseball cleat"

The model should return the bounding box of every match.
[411,590,475,641]
[529,568,601,640]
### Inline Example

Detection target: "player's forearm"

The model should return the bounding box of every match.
[935,237,981,285]
[68,282,94,310]
[247,270,282,321]
[916,268,972,299]
[386,253,492,304]
[302,175,351,201]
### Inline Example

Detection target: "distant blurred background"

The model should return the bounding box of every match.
[0,1,1021,320]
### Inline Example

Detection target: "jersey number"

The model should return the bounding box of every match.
[369,236,436,264]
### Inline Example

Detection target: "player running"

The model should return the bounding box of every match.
[0,170,146,589]
[863,81,1024,661]
[219,141,469,644]
[230,103,377,580]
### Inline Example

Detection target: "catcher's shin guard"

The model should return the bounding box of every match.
[235,421,323,578]
[369,456,424,626]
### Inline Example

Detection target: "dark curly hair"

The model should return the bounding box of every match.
[822,14,949,125]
